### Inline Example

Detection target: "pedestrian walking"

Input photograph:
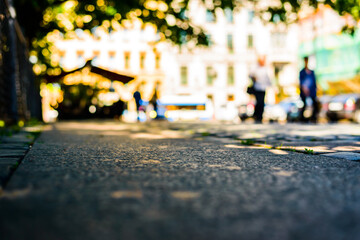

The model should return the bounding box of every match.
[249,56,272,123]
[299,56,319,122]
[133,90,142,121]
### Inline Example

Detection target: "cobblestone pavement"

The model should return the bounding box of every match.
[167,121,360,160]
[1,120,360,240]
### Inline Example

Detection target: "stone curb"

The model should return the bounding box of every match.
[0,126,42,190]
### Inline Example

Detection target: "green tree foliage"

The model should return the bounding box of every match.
[266,0,359,33]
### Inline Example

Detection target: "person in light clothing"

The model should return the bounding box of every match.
[249,56,272,123]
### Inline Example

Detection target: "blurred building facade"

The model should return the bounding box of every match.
[167,0,299,112]
[53,0,300,120]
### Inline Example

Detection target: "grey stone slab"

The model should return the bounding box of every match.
[0,149,26,157]
[1,134,33,144]
[1,139,30,144]
[0,158,20,165]
[322,152,360,161]
[0,144,29,150]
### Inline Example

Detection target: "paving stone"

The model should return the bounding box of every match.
[0,135,32,144]
[322,152,360,161]
[0,144,29,150]
[320,136,338,141]
[0,158,20,165]
[0,159,18,186]
[0,149,26,158]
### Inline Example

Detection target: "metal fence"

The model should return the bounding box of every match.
[0,0,41,124]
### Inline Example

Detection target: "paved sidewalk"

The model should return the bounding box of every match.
[1,121,360,240]
[0,127,40,190]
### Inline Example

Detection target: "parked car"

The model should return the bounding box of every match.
[326,94,360,123]
[263,104,287,122]
[216,102,239,122]
[239,97,319,123]
[264,98,308,122]
[278,98,304,122]
[238,101,255,121]
[318,95,334,120]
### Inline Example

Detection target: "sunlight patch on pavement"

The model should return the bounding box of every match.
[332,146,360,151]
[130,132,184,139]
[281,145,334,154]
[306,146,334,153]
[99,131,129,136]
[102,159,114,162]
[0,187,31,199]
[56,122,129,131]
[248,146,266,149]
[111,190,143,199]
[207,164,224,168]
[274,170,295,177]
[238,133,265,139]
[114,159,127,162]
[269,149,289,155]
[223,166,242,171]
[140,160,161,164]
[257,144,273,149]
[159,130,185,138]
[171,191,201,200]
[224,144,246,149]
[131,133,167,139]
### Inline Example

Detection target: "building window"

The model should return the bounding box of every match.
[124,52,130,69]
[227,65,234,86]
[140,52,146,70]
[155,53,161,69]
[225,8,233,23]
[271,32,286,49]
[227,94,235,101]
[109,51,115,57]
[108,51,116,69]
[248,10,255,23]
[247,34,254,49]
[227,34,233,52]
[206,66,215,85]
[59,51,65,67]
[92,51,100,65]
[206,34,213,46]
[180,66,188,86]
[109,51,115,61]
[180,31,187,45]
[76,50,85,67]
[206,10,215,22]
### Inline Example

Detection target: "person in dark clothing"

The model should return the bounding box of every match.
[133,90,142,121]
[150,89,158,113]
[299,56,319,122]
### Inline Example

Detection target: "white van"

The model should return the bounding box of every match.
[158,95,214,121]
